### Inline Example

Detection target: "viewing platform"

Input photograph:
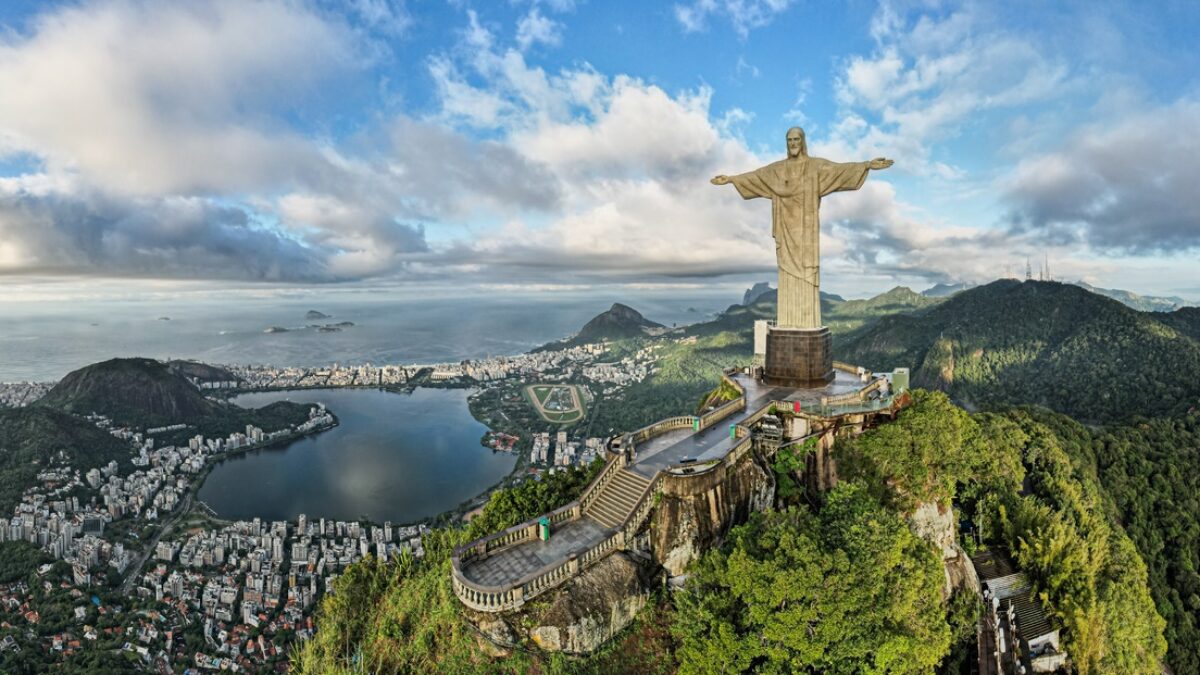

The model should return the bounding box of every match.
[630,369,882,477]
[452,364,908,613]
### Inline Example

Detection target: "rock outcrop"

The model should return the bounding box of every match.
[908,500,979,598]
[466,552,651,655]
[651,449,774,577]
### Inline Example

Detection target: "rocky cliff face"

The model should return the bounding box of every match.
[908,501,979,598]
[466,552,651,655]
[651,450,774,577]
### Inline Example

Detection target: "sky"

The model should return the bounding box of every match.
[1,0,1198,302]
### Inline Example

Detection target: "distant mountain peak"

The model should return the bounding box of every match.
[743,282,774,306]
[921,282,975,298]
[1072,280,1190,312]
[580,303,664,337]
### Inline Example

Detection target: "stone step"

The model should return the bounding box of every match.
[591,490,633,516]
[587,491,635,526]
[612,473,650,493]
[582,467,654,531]
[586,501,623,529]
[608,476,647,496]
[616,469,651,487]
[603,481,644,507]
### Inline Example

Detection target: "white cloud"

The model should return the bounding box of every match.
[0,0,1181,297]
[673,0,795,38]
[339,0,412,36]
[516,7,563,51]
[0,0,364,196]
[0,1,567,282]
[1005,100,1200,253]
[824,4,1069,178]
[0,179,328,281]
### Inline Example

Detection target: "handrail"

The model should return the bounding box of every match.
[452,500,579,565]
[620,473,661,541]
[832,360,865,375]
[578,453,624,513]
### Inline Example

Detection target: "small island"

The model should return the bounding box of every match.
[305,310,331,320]
[264,326,290,334]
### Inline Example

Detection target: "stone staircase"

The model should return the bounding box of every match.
[583,468,652,530]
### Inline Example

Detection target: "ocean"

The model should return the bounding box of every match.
[0,288,738,381]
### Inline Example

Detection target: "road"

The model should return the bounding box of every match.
[120,490,195,594]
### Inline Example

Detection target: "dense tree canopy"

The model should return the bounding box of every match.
[673,483,950,674]
[1090,414,1200,673]
[976,411,1167,675]
[835,389,984,511]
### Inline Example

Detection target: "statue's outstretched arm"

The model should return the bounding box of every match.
[710,175,731,185]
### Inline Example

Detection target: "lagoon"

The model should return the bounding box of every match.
[197,387,515,523]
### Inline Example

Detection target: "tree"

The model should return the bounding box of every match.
[673,483,951,674]
[835,389,984,511]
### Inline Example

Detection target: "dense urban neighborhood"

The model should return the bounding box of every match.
[0,337,669,670]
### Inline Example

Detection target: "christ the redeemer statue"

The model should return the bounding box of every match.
[712,127,892,328]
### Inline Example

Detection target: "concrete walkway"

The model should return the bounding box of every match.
[629,371,868,477]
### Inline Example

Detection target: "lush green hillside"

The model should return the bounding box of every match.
[39,357,219,424]
[1160,306,1200,342]
[0,406,130,512]
[1089,413,1200,673]
[166,359,240,384]
[825,285,943,333]
[838,279,1200,421]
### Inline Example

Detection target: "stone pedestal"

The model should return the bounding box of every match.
[764,326,833,388]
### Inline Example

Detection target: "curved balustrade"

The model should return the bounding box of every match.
[832,360,866,375]
[698,371,748,429]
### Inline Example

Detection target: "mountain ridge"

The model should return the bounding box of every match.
[837,279,1200,421]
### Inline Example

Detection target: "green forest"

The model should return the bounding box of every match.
[0,407,131,512]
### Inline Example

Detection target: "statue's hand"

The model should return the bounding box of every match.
[711,175,731,185]
[868,158,894,170]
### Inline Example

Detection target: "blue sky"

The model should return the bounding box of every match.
[1,0,1198,300]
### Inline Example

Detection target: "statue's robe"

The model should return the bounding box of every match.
[730,156,870,328]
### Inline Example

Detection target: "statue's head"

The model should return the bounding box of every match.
[786,127,807,158]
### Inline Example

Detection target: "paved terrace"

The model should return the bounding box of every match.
[458,369,887,589]
[461,517,609,586]
[629,370,873,477]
